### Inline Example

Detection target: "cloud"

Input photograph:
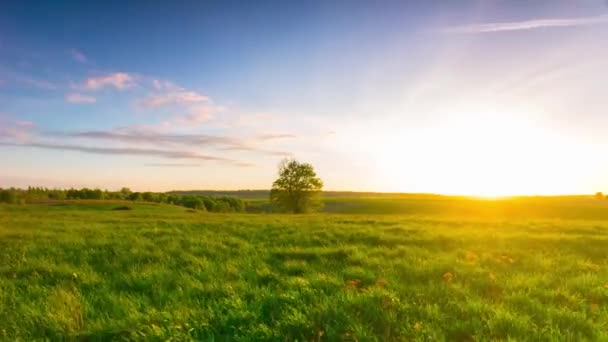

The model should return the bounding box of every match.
[152,80,163,90]
[70,49,88,63]
[169,106,220,126]
[65,92,96,104]
[257,133,296,141]
[0,128,21,140]
[443,14,608,34]
[0,141,251,166]
[152,79,179,91]
[0,123,34,142]
[51,129,293,157]
[61,130,242,147]
[139,89,209,108]
[219,144,292,157]
[83,72,136,90]
[144,163,200,167]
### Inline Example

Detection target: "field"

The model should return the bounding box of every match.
[1,197,608,340]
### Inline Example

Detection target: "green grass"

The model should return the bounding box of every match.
[1,201,608,340]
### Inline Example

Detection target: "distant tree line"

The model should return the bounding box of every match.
[0,187,244,212]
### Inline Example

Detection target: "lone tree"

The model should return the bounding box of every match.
[270,159,323,213]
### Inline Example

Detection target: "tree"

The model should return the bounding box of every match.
[179,195,206,210]
[120,187,132,199]
[595,192,604,200]
[128,192,143,201]
[270,159,323,213]
[0,189,17,204]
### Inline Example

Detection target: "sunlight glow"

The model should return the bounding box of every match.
[371,106,594,197]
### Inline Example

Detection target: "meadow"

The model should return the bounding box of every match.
[1,197,608,340]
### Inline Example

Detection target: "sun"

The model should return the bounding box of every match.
[372,106,583,197]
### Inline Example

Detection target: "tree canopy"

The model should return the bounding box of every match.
[270,159,323,213]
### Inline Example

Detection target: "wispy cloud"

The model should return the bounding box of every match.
[257,133,296,141]
[144,163,201,167]
[70,49,88,63]
[138,89,209,108]
[169,106,220,127]
[51,128,293,157]
[60,130,242,147]
[152,79,179,91]
[443,14,608,34]
[0,141,252,166]
[83,72,136,90]
[65,92,96,104]
[220,144,292,157]
[15,121,34,127]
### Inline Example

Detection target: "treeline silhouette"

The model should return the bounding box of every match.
[0,187,244,212]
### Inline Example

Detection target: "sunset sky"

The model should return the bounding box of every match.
[1,1,608,195]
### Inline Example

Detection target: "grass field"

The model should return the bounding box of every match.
[248,194,608,219]
[1,199,608,340]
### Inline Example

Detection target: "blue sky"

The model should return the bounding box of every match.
[1,1,608,194]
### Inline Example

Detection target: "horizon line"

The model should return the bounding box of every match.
[1,186,601,198]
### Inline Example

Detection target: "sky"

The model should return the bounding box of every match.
[1,0,608,195]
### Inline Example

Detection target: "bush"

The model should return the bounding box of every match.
[179,196,206,210]
[0,189,18,204]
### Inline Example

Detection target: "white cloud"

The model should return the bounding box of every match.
[65,92,97,104]
[443,14,608,34]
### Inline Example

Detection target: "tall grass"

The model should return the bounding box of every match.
[1,202,607,340]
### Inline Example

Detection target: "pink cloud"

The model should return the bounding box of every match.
[15,121,34,127]
[120,106,221,132]
[65,92,97,104]
[172,106,217,126]
[139,90,209,108]
[70,49,88,63]
[0,121,35,142]
[84,73,136,90]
